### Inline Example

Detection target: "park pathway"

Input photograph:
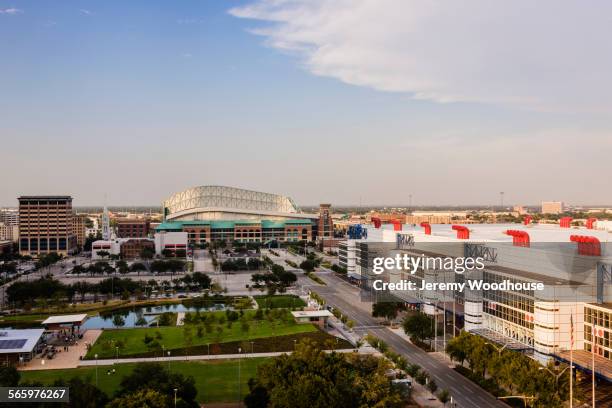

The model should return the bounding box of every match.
[77,348,371,367]
[176,312,185,326]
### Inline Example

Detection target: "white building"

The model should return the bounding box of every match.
[154,231,188,256]
[342,220,612,379]
[0,222,18,242]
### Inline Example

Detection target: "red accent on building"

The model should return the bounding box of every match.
[451,225,470,239]
[570,235,601,256]
[559,217,573,228]
[371,217,382,228]
[523,215,532,225]
[420,222,431,235]
[586,218,597,229]
[390,219,403,231]
[505,230,530,247]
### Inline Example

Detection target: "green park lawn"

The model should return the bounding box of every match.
[86,311,316,359]
[20,358,268,403]
[254,295,306,309]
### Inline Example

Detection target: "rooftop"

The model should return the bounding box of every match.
[156,219,313,231]
[41,314,88,325]
[291,310,333,318]
[0,329,44,354]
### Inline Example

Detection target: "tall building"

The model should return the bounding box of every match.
[72,214,87,250]
[101,205,110,240]
[318,204,333,239]
[116,218,150,238]
[541,201,564,214]
[18,196,77,256]
[0,208,19,227]
[0,222,19,242]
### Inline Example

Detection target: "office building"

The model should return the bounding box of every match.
[18,196,77,256]
[0,222,18,242]
[116,218,150,238]
[542,201,564,214]
[73,214,87,250]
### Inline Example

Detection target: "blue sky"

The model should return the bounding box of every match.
[1,1,611,207]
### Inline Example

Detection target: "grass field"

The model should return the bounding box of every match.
[20,358,268,403]
[86,311,316,359]
[254,295,306,309]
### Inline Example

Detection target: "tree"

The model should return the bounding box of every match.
[299,259,316,272]
[438,389,450,404]
[96,250,110,259]
[372,302,401,321]
[107,389,169,408]
[52,377,108,408]
[116,260,129,275]
[117,363,197,407]
[130,262,147,275]
[112,314,126,328]
[0,365,19,386]
[192,272,211,289]
[402,313,434,343]
[244,340,402,408]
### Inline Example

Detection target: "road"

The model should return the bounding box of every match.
[308,270,507,408]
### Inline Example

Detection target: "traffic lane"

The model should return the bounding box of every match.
[311,280,506,407]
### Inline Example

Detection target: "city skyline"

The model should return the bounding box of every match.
[2,1,611,206]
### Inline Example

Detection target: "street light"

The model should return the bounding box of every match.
[115,346,119,360]
[250,341,254,354]
[95,354,99,387]
[539,366,571,393]
[167,351,171,371]
[174,388,178,408]
[238,347,242,401]
[485,342,508,356]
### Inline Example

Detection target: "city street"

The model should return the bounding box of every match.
[307,270,507,408]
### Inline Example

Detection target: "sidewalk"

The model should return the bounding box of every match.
[77,348,370,367]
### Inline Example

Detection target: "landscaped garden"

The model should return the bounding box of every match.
[20,358,268,403]
[254,294,306,309]
[85,308,351,359]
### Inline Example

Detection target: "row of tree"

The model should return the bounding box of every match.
[7,272,212,306]
[446,331,571,407]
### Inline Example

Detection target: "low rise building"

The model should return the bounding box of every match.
[0,329,45,363]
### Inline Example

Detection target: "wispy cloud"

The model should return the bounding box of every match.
[181,53,193,58]
[79,9,93,16]
[229,0,612,113]
[0,7,22,15]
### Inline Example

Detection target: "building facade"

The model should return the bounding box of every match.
[0,222,18,242]
[116,219,150,238]
[157,186,323,243]
[18,196,77,256]
[541,201,564,214]
[343,221,612,379]
[72,214,87,250]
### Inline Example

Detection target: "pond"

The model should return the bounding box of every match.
[82,303,228,329]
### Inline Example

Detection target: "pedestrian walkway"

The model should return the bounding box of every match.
[77,348,370,367]
[20,329,102,371]
[176,312,185,326]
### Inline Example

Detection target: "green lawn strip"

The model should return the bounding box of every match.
[20,358,268,403]
[86,319,317,359]
[253,295,306,309]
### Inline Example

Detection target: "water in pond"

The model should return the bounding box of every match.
[82,303,227,329]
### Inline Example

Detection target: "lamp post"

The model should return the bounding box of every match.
[539,366,571,397]
[173,388,178,408]
[95,354,99,387]
[115,346,118,360]
[238,347,242,401]
[485,342,508,356]
[250,341,254,354]
[167,350,171,371]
